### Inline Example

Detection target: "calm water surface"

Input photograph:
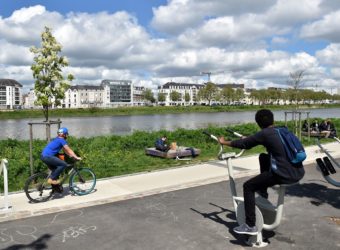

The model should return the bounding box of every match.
[1,108,340,140]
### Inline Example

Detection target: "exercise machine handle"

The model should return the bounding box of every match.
[203,130,245,159]
[226,128,243,138]
[203,130,223,157]
[203,130,219,142]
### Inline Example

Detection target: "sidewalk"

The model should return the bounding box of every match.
[1,142,339,223]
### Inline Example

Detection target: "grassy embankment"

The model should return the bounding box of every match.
[1,103,340,119]
[1,118,339,193]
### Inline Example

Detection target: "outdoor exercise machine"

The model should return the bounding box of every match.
[315,136,340,187]
[203,129,297,248]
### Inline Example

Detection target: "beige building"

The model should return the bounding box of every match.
[158,82,204,106]
[63,85,104,108]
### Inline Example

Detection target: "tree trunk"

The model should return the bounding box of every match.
[43,105,49,121]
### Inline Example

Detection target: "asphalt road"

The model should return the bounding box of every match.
[0,164,339,250]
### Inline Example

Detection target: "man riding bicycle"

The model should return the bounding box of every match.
[41,127,81,185]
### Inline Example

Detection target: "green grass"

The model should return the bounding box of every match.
[1,118,339,193]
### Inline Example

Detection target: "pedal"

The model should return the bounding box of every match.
[52,184,63,193]
[323,157,337,174]
[316,158,330,176]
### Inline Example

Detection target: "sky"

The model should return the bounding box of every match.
[1,0,340,94]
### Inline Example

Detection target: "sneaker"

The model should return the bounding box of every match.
[47,178,60,185]
[233,223,258,235]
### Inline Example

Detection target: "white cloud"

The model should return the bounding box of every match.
[264,0,322,27]
[330,68,340,79]
[177,15,274,48]
[271,36,288,44]
[151,0,277,35]
[0,40,32,65]
[8,5,45,23]
[0,5,63,45]
[300,10,340,42]
[316,43,340,66]
[0,1,339,93]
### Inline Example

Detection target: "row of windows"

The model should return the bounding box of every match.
[169,86,201,90]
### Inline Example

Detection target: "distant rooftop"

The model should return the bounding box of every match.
[158,82,204,89]
[0,79,23,87]
[69,85,103,90]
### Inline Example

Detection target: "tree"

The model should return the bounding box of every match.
[170,91,181,102]
[184,92,191,103]
[30,26,74,121]
[221,86,235,104]
[143,88,156,103]
[157,92,166,102]
[234,88,245,103]
[288,70,305,109]
[198,82,218,105]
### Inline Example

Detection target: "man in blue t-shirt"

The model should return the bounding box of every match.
[41,127,81,185]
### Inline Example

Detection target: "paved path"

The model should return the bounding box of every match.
[0,161,339,250]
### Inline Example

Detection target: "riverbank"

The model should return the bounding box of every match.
[1,104,340,120]
[1,120,339,193]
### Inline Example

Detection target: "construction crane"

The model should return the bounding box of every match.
[200,70,224,82]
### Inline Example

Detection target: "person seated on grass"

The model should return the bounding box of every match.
[155,135,170,152]
[41,127,82,185]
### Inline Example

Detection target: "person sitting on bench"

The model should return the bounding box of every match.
[319,120,331,138]
[326,119,337,138]
[302,120,309,132]
[155,135,170,152]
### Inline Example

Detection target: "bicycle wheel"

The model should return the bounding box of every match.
[24,172,53,203]
[69,168,96,195]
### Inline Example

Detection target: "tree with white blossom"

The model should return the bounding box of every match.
[30,26,74,121]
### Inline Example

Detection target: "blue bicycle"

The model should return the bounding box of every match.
[24,159,96,203]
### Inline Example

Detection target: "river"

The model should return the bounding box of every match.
[1,108,340,140]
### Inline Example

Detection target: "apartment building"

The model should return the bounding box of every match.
[63,85,104,108]
[101,79,133,107]
[158,82,204,106]
[133,85,146,105]
[23,89,37,109]
[157,82,247,106]
[25,80,147,108]
[0,79,22,109]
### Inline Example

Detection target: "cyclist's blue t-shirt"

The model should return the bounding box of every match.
[42,137,67,157]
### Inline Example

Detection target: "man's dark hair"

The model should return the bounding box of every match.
[255,109,274,129]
